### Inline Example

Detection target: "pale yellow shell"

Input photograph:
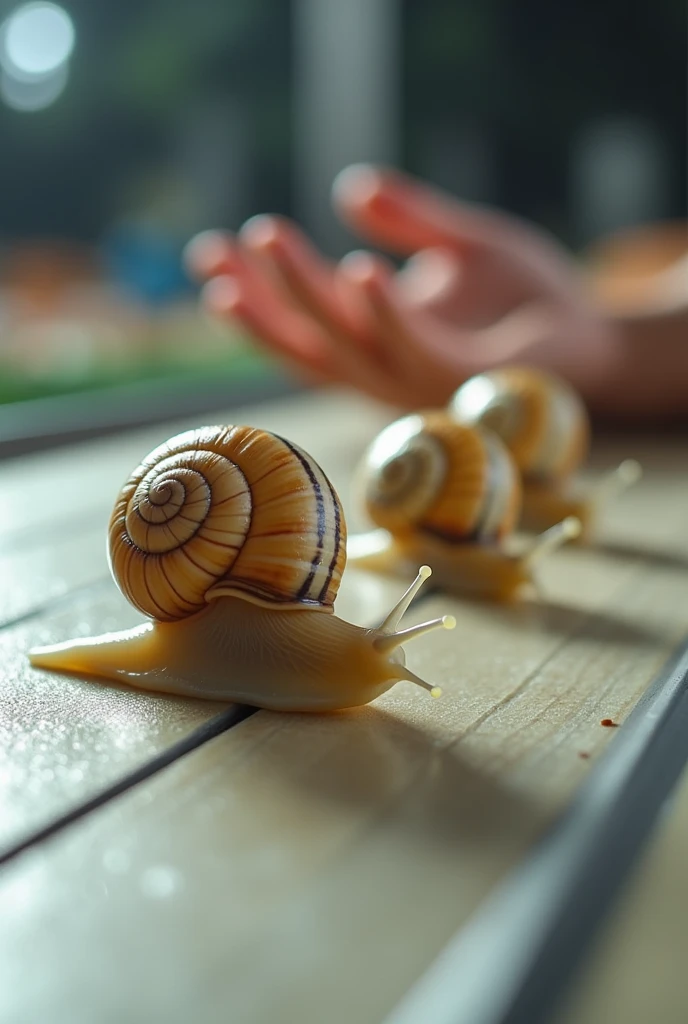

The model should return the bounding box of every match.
[108,425,347,621]
[358,411,521,543]
[450,367,590,482]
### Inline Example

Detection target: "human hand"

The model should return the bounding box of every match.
[185,164,619,410]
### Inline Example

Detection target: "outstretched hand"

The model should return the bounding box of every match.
[185,164,618,409]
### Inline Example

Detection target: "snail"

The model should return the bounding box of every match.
[28,425,454,712]
[449,367,641,539]
[347,411,581,601]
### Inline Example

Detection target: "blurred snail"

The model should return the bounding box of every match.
[449,367,641,539]
[29,425,453,712]
[347,411,581,601]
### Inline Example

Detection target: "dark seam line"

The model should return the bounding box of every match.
[0,576,113,633]
[382,631,688,1024]
[0,588,435,866]
[0,704,259,867]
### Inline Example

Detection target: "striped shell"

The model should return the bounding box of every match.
[358,412,521,543]
[450,367,590,483]
[108,425,346,621]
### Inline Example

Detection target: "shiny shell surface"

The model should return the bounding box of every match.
[359,412,521,543]
[450,367,590,482]
[109,425,346,620]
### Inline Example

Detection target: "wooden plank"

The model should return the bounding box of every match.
[384,643,688,1024]
[0,588,226,854]
[0,414,669,853]
[0,442,686,1024]
[0,527,104,628]
[0,562,405,856]
[0,391,399,852]
[554,765,688,1024]
[0,389,391,627]
[0,389,393,545]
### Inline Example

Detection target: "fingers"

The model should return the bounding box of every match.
[187,225,336,380]
[239,217,415,400]
[184,230,242,281]
[332,164,584,308]
[394,248,467,318]
[339,252,487,406]
[337,255,596,407]
[332,164,501,256]
[202,274,333,382]
[240,214,364,340]
[193,226,409,406]
[187,222,597,412]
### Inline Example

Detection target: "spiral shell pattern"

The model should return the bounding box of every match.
[450,367,590,483]
[359,412,521,543]
[108,425,346,621]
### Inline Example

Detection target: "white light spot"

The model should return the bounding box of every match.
[1,3,75,76]
[451,375,497,422]
[1,62,68,111]
[140,865,183,900]
[365,414,425,471]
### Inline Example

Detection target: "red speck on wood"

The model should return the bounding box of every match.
[600,718,619,728]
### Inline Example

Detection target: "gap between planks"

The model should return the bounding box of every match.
[0,545,687,1024]
[0,442,686,869]
[0,704,258,867]
[0,548,660,861]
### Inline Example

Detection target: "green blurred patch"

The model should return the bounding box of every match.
[0,346,274,405]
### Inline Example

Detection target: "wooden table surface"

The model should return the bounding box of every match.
[0,387,686,1024]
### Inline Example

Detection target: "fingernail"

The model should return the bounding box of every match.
[332,164,383,208]
[240,215,280,249]
[339,249,381,282]
[203,275,242,314]
[183,231,230,277]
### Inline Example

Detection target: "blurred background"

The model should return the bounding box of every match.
[0,0,685,429]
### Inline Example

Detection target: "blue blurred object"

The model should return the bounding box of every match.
[101,223,194,306]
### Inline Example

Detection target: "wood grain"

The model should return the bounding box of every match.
[0,391,398,853]
[0,389,393,547]
[0,421,686,1023]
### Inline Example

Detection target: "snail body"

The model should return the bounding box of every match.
[29,426,452,711]
[449,367,641,539]
[348,412,580,601]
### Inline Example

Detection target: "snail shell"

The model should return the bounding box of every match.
[358,410,521,544]
[108,424,346,621]
[450,367,590,483]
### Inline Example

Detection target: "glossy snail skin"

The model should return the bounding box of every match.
[348,412,580,601]
[29,426,452,712]
[450,367,641,539]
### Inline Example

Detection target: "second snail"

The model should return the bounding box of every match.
[29,425,453,712]
[348,410,581,600]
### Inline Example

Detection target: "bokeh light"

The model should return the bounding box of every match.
[1,3,74,76]
[0,61,68,111]
[0,3,74,111]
